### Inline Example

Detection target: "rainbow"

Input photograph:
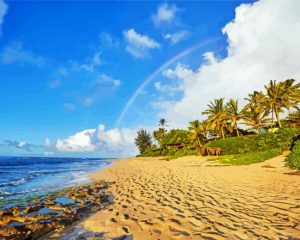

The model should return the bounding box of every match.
[115,37,219,128]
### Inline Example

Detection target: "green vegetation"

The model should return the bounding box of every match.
[135,129,152,155]
[210,149,280,165]
[135,79,300,166]
[206,128,300,155]
[286,140,300,170]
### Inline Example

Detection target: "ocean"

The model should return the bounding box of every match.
[0,156,113,205]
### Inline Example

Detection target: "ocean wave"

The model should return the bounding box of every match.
[28,169,69,174]
[0,175,35,187]
[28,168,91,175]
[0,188,42,197]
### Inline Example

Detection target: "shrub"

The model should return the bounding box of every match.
[213,149,280,165]
[164,149,196,160]
[286,140,300,170]
[205,128,300,155]
[160,129,191,147]
[140,148,196,158]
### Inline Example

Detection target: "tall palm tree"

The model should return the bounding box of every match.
[158,118,168,127]
[244,91,267,109]
[225,99,243,136]
[243,91,270,132]
[286,109,300,127]
[188,120,207,148]
[264,80,286,128]
[202,98,227,139]
[241,105,271,133]
[153,128,167,145]
[280,79,300,114]
[154,118,168,146]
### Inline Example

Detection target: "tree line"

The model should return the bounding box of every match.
[135,79,300,155]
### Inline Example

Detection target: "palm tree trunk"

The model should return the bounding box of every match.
[221,127,225,139]
[275,110,282,128]
[235,122,240,136]
[197,137,203,148]
[271,109,274,127]
[255,126,259,134]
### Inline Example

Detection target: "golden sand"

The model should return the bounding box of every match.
[83,155,300,239]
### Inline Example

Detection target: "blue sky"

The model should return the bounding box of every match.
[1,0,299,157]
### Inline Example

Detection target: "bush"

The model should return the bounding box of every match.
[286,140,300,170]
[140,148,196,158]
[205,128,300,155]
[212,149,280,165]
[164,149,196,160]
[160,129,191,147]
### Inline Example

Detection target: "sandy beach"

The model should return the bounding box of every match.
[80,155,300,239]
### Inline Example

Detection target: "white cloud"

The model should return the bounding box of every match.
[124,28,160,59]
[153,63,194,96]
[97,124,137,156]
[53,124,138,156]
[113,79,121,87]
[95,74,121,87]
[58,67,68,77]
[83,97,94,106]
[154,81,180,95]
[202,52,217,65]
[79,52,102,73]
[100,32,120,48]
[45,138,52,148]
[164,30,190,44]
[49,79,61,89]
[56,129,97,153]
[44,151,54,156]
[152,3,179,27]
[0,0,8,35]
[0,41,44,66]
[162,63,194,80]
[3,140,33,151]
[64,103,75,110]
[156,0,300,128]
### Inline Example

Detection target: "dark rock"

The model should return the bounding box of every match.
[113,234,134,240]
[122,226,129,233]
[0,181,113,239]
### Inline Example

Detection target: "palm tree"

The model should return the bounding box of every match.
[244,91,267,109]
[153,118,168,146]
[280,79,300,114]
[153,128,167,145]
[202,98,228,139]
[158,118,168,127]
[241,105,271,133]
[286,109,300,127]
[225,99,243,136]
[188,120,207,148]
[243,91,271,132]
[264,80,287,128]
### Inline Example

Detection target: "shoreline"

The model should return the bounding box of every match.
[0,180,114,239]
[82,155,300,239]
[1,155,299,239]
[0,157,116,209]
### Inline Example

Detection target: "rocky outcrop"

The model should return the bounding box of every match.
[0,181,114,240]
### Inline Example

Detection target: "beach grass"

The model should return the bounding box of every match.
[208,149,281,165]
[286,140,300,170]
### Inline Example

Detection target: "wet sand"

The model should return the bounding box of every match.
[83,155,300,239]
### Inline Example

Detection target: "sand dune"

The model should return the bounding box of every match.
[83,155,300,239]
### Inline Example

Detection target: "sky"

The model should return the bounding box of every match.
[0,0,299,158]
